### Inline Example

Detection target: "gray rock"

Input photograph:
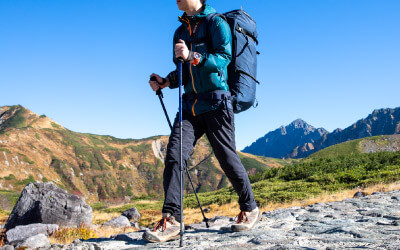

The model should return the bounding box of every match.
[204,207,211,213]
[0,245,14,250]
[103,216,131,228]
[6,223,58,242]
[113,231,143,241]
[121,207,141,222]
[15,234,50,249]
[353,191,367,198]
[5,182,92,231]
[391,195,400,201]
[131,222,140,228]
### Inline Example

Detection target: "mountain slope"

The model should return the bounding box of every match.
[297,107,400,158]
[0,105,286,203]
[307,134,400,159]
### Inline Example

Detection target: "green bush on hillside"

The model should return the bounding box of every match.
[184,151,400,208]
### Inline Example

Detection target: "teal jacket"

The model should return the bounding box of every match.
[167,4,232,116]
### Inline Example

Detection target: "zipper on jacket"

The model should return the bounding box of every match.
[180,17,198,116]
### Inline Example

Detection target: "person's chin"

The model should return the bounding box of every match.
[177,2,185,10]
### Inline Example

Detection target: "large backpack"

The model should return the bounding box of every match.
[206,9,260,114]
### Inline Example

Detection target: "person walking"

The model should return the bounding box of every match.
[143,0,260,243]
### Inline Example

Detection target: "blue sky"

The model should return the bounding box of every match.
[1,0,399,150]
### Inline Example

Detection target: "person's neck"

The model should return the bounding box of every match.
[185,4,204,16]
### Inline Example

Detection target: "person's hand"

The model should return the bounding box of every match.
[175,39,189,61]
[149,73,170,91]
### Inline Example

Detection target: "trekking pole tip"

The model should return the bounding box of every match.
[204,218,210,228]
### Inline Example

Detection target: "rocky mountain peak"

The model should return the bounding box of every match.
[243,119,328,158]
[289,118,308,128]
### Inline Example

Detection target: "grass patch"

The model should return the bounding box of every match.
[127,143,152,153]
[16,175,35,186]
[93,199,163,214]
[19,154,34,164]
[51,122,61,129]
[2,105,27,129]
[239,153,269,173]
[308,138,364,159]
[4,174,16,181]
[50,226,97,244]
[0,148,11,154]
[0,189,20,207]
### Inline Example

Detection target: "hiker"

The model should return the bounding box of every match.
[143,0,260,242]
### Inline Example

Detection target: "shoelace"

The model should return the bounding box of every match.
[153,217,174,232]
[235,211,249,224]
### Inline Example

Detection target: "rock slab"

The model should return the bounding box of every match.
[6,223,58,242]
[15,233,50,249]
[103,216,131,228]
[4,182,92,231]
[121,207,141,222]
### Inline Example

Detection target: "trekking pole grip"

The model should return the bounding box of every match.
[150,76,163,96]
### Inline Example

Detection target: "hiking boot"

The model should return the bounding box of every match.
[231,207,261,232]
[142,213,182,243]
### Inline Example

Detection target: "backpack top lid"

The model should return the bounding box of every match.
[223,10,258,44]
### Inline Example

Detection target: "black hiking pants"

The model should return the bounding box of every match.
[162,103,257,221]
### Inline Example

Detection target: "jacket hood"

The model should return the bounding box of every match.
[179,4,216,22]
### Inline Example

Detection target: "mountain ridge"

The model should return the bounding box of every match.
[243,106,400,158]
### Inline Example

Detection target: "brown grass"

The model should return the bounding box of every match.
[92,212,121,225]
[179,181,400,225]
[90,181,400,229]
[48,225,139,244]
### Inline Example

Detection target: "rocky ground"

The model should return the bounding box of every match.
[12,189,397,250]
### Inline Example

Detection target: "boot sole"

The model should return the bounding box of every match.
[143,233,180,243]
[231,209,262,232]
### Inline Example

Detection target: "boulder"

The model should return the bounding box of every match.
[103,216,131,228]
[121,207,141,222]
[15,234,50,249]
[353,191,367,198]
[4,182,92,231]
[5,223,58,243]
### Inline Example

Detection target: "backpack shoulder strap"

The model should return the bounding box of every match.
[204,13,227,51]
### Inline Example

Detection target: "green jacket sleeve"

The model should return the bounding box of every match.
[197,16,232,72]
[168,27,190,89]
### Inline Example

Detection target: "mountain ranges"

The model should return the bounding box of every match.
[243,107,400,158]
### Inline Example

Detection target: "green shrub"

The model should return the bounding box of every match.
[4,174,16,180]
[17,175,35,186]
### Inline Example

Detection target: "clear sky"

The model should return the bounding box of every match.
[1,0,399,150]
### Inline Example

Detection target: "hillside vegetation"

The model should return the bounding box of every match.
[0,105,284,204]
[308,134,400,159]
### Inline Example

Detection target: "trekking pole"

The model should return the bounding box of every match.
[151,76,173,129]
[178,58,184,247]
[150,76,210,229]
